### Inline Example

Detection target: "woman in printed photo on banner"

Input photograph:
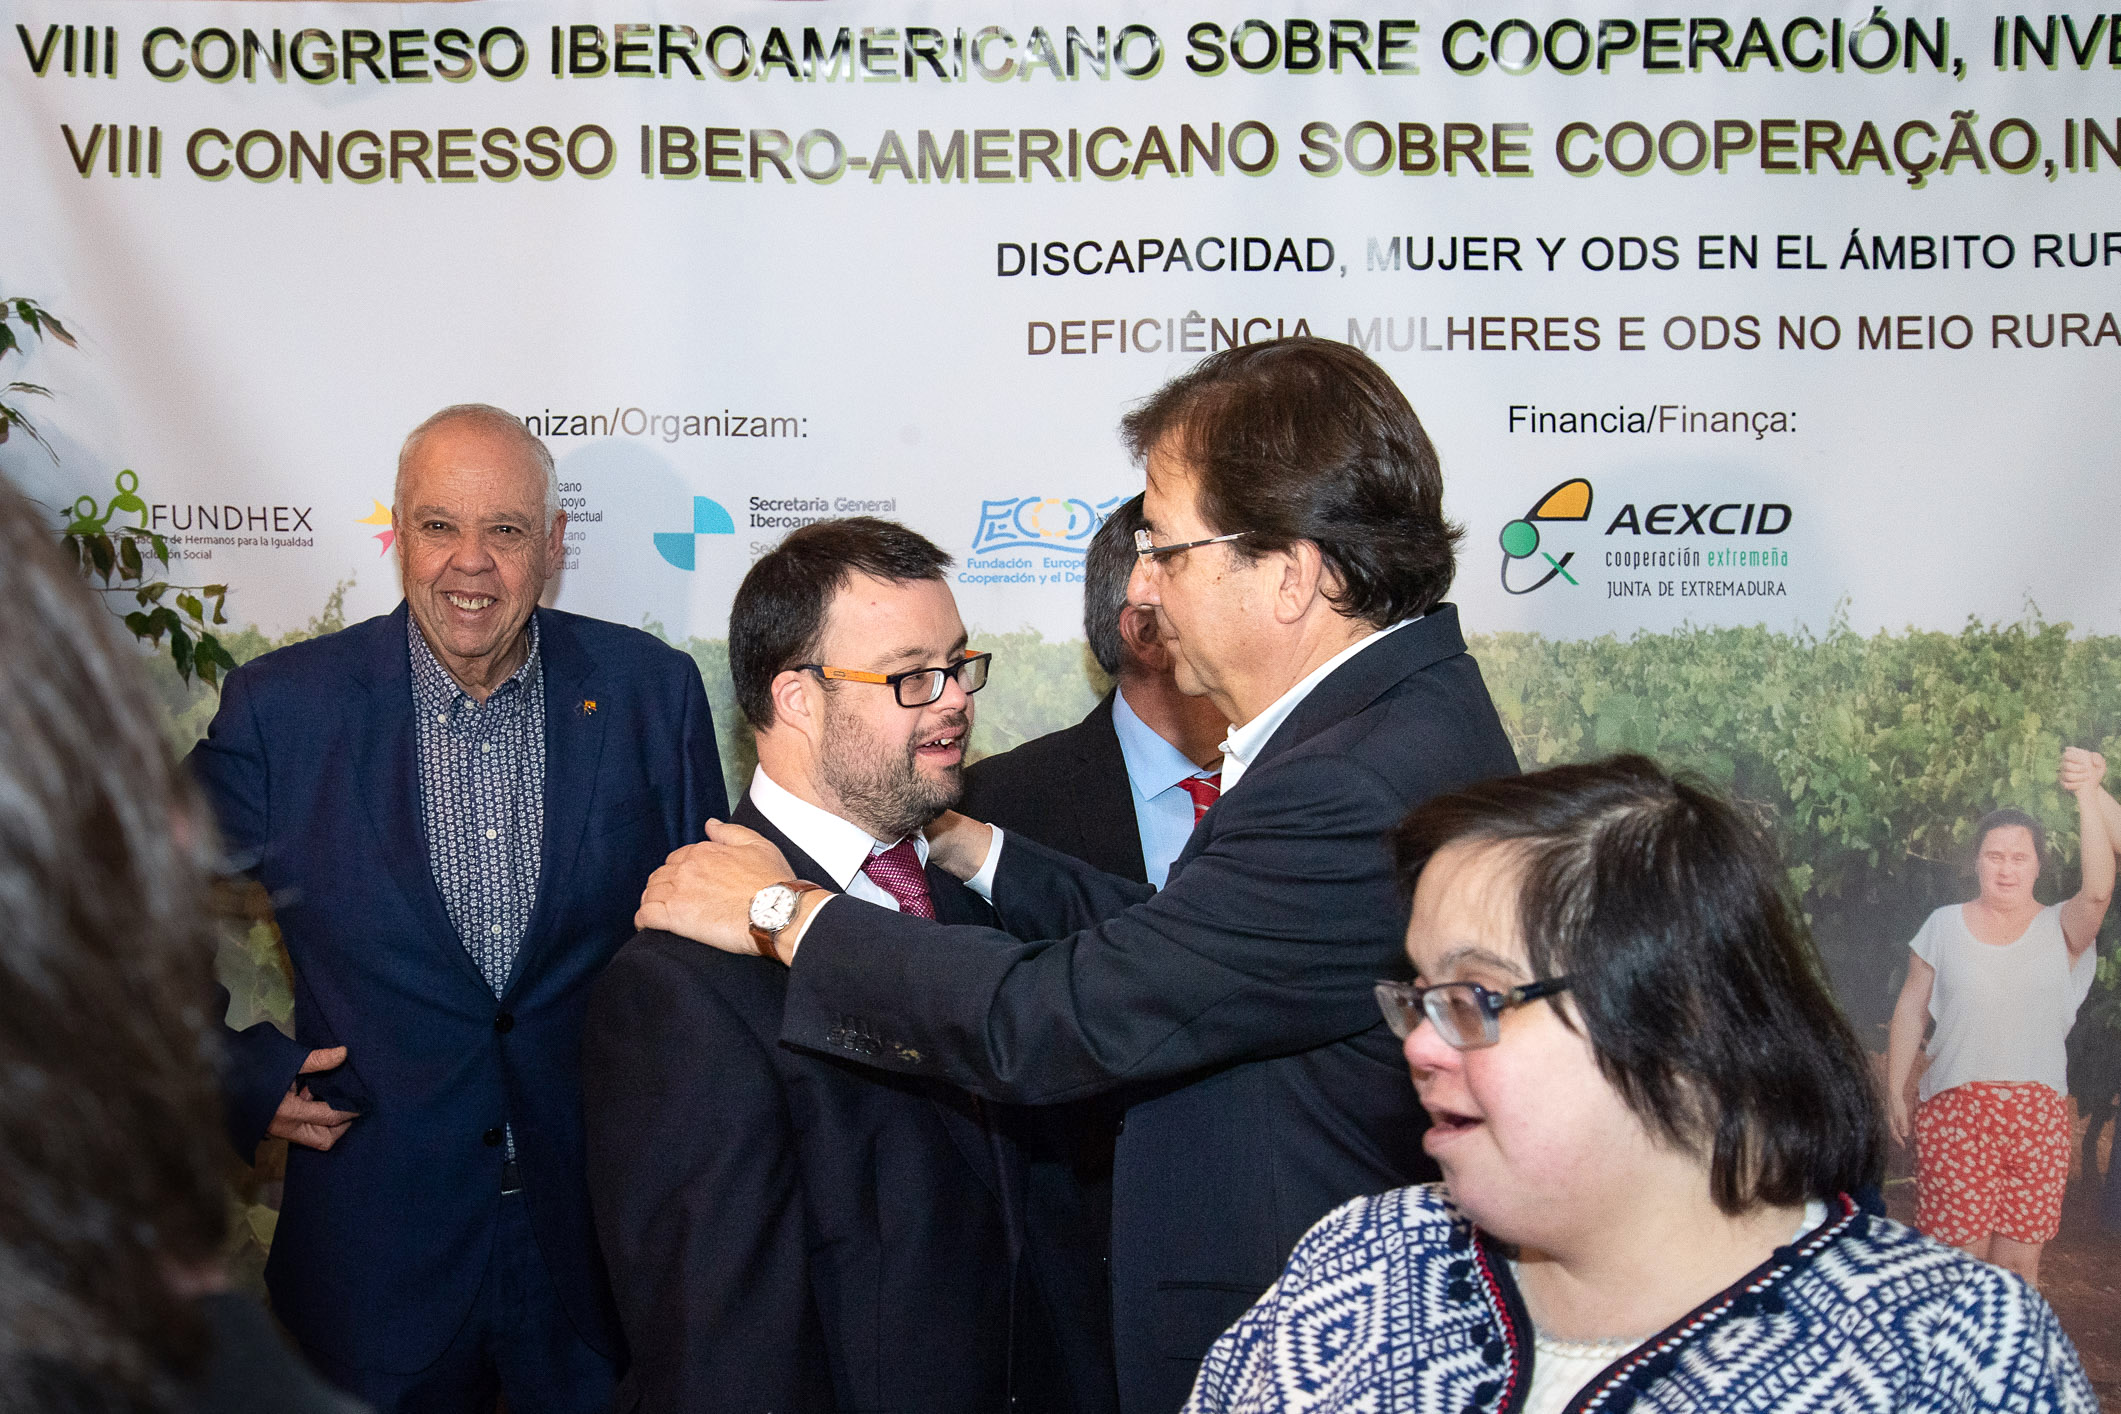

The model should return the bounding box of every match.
[1887,747,2117,1285]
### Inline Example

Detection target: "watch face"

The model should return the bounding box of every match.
[750,884,797,932]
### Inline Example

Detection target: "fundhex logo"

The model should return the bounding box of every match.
[1498,478,1593,595]
[68,467,315,558]
[654,495,737,570]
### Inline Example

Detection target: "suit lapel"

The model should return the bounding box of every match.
[733,795,833,897]
[922,867,1021,1238]
[1249,605,1469,774]
[1079,695,1148,884]
[352,604,491,994]
[928,864,997,927]
[519,609,608,980]
[1166,608,1470,886]
[734,796,1012,1206]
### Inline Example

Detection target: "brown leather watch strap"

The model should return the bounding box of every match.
[750,880,828,959]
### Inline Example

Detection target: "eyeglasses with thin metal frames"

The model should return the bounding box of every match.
[1372,976,1572,1050]
[797,651,992,708]
[1132,528,1248,561]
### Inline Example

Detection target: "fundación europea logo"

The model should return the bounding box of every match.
[969,495,1130,557]
[1498,478,1594,595]
[653,495,736,570]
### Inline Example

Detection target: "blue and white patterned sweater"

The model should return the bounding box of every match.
[1184,1184,2095,1414]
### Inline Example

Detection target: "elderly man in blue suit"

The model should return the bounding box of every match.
[191,404,727,1412]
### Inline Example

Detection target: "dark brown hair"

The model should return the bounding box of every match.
[1970,807,2047,879]
[0,478,230,1409]
[1393,755,1885,1214]
[728,517,953,729]
[1083,495,1146,679]
[1120,337,1461,627]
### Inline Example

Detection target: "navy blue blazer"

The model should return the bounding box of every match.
[956,692,1142,1406]
[583,799,1092,1414]
[960,693,1146,885]
[777,607,1519,1414]
[190,603,726,1374]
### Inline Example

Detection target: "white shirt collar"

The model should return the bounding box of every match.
[748,764,928,890]
[1219,617,1418,796]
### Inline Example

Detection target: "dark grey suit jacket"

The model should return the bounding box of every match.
[957,694,1147,1412]
[775,607,1519,1414]
[584,797,1095,1414]
[961,693,1146,884]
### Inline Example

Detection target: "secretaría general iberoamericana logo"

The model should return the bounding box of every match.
[654,495,736,570]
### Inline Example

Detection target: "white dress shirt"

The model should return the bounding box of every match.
[750,765,928,911]
[963,617,1421,897]
[1217,617,1417,797]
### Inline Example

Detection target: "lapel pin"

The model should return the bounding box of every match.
[580,699,598,715]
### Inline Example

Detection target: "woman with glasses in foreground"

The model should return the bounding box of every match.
[1185,756,2093,1414]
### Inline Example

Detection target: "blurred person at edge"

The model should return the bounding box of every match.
[1187,757,2096,1414]
[0,476,361,1413]
[1886,750,2113,1285]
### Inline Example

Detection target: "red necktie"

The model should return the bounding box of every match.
[1179,772,1222,825]
[861,838,936,919]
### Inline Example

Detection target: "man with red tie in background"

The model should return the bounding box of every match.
[960,494,1229,890]
[953,494,1231,1407]
[581,518,1109,1414]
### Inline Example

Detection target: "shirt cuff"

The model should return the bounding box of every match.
[965,825,1005,901]
[783,891,834,961]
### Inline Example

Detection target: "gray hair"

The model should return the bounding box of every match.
[1084,494,1147,677]
[394,404,560,527]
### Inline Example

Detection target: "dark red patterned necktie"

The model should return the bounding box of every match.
[1179,772,1222,824]
[861,838,936,919]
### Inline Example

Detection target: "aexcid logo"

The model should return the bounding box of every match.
[1498,479,1593,595]
[1599,494,1793,600]
[653,496,736,570]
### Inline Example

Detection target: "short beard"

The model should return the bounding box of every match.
[819,700,966,843]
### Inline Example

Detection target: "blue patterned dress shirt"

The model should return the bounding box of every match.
[408,615,546,998]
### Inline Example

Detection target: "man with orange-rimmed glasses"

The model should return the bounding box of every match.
[583,517,1109,1414]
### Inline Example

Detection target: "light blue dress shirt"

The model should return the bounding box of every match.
[1111,687,1220,888]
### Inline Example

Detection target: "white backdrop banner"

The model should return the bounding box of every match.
[4,1,2117,646]
[12,2,2121,1342]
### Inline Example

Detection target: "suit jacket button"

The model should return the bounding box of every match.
[482,1127,503,1147]
[494,1012,514,1034]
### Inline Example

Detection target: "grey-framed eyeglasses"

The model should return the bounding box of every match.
[798,652,992,707]
[1132,527,1248,560]
[1373,977,1572,1050]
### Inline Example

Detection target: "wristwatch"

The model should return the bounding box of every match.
[748,880,827,958]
